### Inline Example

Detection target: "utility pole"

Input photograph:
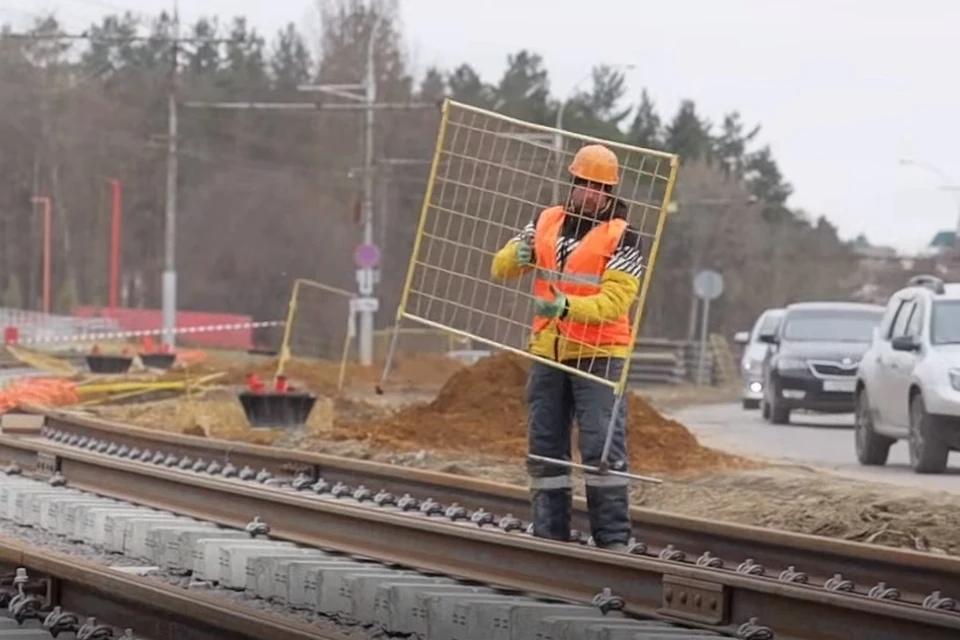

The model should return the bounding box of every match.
[107,178,122,311]
[301,18,380,367]
[373,158,433,255]
[358,19,378,367]
[30,196,52,315]
[184,16,433,367]
[5,20,235,346]
[179,100,433,369]
[163,3,180,348]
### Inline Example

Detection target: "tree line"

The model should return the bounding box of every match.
[0,0,858,341]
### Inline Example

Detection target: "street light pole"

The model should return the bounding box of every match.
[900,158,960,253]
[299,17,382,367]
[30,196,52,315]
[162,6,181,349]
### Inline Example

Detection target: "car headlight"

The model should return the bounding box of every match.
[949,370,960,392]
[777,357,807,371]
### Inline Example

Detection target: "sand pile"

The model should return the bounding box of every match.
[330,352,756,475]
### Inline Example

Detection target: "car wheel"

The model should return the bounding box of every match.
[768,381,790,424]
[854,388,892,466]
[742,398,760,410]
[908,393,949,474]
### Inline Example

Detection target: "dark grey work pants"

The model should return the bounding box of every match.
[525,357,631,547]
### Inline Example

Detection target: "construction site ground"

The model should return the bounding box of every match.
[62,350,960,557]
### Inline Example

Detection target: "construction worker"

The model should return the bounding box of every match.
[490,143,643,551]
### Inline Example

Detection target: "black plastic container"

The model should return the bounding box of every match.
[238,390,317,428]
[86,354,134,374]
[140,353,176,369]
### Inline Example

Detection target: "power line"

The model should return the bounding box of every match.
[180,46,434,367]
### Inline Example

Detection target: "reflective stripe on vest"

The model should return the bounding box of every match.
[537,269,603,286]
[530,206,632,347]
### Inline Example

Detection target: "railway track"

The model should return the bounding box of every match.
[0,472,729,639]
[0,407,956,639]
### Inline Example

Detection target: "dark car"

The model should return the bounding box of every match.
[759,301,885,424]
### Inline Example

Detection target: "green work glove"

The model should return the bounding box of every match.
[534,284,568,319]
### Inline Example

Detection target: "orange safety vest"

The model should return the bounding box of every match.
[532,206,632,347]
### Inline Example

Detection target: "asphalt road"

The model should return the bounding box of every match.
[670,402,960,493]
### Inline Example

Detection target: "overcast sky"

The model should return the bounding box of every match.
[5,0,958,254]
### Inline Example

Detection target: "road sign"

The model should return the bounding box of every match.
[356,268,376,296]
[349,297,380,314]
[354,243,381,269]
[693,269,724,301]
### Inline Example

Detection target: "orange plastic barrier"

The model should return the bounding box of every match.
[0,378,79,413]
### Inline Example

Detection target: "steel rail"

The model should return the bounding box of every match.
[0,434,957,640]
[0,534,353,640]
[29,407,960,605]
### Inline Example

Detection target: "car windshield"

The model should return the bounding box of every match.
[752,313,782,340]
[781,309,882,342]
[931,300,960,344]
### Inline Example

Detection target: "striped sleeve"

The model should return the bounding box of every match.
[513,219,536,244]
[513,209,543,244]
[606,228,644,278]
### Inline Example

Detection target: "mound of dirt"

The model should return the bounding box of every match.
[330,352,756,475]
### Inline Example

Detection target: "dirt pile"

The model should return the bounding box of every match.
[330,352,756,475]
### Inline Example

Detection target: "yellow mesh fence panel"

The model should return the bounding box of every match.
[391,99,679,393]
[279,279,470,392]
[276,278,354,389]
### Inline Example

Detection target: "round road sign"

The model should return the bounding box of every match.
[693,269,724,301]
[354,243,381,269]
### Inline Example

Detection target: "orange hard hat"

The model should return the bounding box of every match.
[568,144,620,186]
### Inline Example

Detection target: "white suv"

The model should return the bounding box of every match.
[855,275,960,473]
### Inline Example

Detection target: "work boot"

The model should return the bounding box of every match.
[585,484,631,547]
[530,487,572,541]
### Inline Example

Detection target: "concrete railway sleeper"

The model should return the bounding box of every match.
[0,433,956,639]
[0,474,740,639]
[0,538,351,640]
[26,410,960,606]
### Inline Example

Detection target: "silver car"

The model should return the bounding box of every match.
[734,308,785,409]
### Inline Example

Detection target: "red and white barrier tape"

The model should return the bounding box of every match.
[7,320,286,346]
